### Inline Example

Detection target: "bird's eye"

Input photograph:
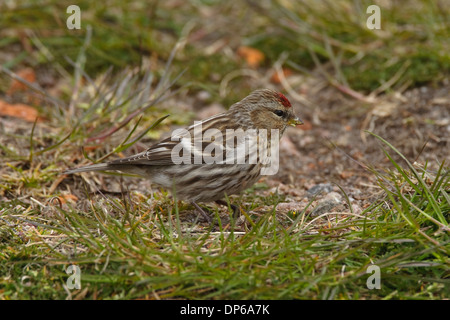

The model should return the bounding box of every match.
[273,110,285,117]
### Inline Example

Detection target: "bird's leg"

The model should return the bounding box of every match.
[215,200,240,219]
[192,202,212,223]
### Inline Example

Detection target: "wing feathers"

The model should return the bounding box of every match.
[85,112,255,167]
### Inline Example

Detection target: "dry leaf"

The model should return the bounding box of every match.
[371,101,398,117]
[58,194,79,204]
[270,67,293,84]
[340,170,354,179]
[307,163,317,170]
[0,100,41,122]
[7,68,36,96]
[237,46,265,68]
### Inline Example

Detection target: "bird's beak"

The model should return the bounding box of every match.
[288,117,303,127]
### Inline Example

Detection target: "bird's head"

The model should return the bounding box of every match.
[230,89,303,134]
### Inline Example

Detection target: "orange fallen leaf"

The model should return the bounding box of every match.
[340,170,354,179]
[237,46,265,68]
[352,151,364,160]
[307,163,317,170]
[7,68,36,96]
[0,100,41,122]
[271,67,293,84]
[58,194,79,204]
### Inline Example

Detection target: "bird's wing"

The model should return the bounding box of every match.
[108,112,235,166]
[108,136,181,166]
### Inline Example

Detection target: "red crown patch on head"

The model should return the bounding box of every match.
[277,92,291,108]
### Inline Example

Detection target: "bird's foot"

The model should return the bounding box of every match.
[215,200,240,219]
[191,202,213,223]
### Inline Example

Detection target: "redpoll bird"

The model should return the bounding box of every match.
[65,89,303,222]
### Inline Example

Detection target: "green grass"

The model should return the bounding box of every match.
[0,135,448,299]
[249,0,449,93]
[0,0,449,300]
[2,1,447,99]
[1,151,449,298]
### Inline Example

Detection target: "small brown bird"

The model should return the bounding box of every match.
[65,89,303,221]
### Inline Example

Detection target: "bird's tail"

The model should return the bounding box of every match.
[64,163,110,174]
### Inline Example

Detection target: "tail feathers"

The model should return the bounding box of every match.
[64,163,110,174]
